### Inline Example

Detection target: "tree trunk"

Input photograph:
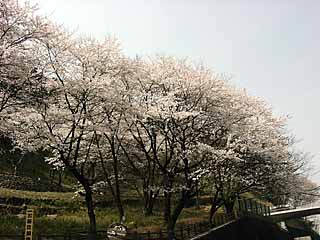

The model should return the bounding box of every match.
[209,192,222,224]
[58,171,62,186]
[85,187,97,240]
[164,191,171,225]
[195,182,200,209]
[224,198,235,215]
[67,163,97,239]
[104,171,124,222]
[115,189,125,222]
[13,165,18,176]
[166,192,188,240]
[12,155,23,176]
[50,170,54,184]
[113,159,125,222]
[209,203,219,224]
[144,197,154,216]
[143,189,158,216]
[167,222,175,240]
[59,152,97,239]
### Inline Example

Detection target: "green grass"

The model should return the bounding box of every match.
[0,188,78,202]
[0,216,24,235]
[0,187,83,210]
[0,188,274,235]
[0,204,210,235]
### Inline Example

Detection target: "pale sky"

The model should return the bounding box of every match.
[25,0,320,182]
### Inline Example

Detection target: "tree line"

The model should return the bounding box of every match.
[0,1,318,239]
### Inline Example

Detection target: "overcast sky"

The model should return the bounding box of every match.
[25,0,320,182]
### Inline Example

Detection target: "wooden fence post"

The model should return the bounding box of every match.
[159,229,163,240]
[180,228,184,240]
[147,231,151,240]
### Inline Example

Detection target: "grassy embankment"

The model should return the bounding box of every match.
[0,187,212,235]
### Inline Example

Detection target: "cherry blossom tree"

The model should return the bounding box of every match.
[123,56,304,238]
[0,0,57,173]
[122,56,237,239]
[204,90,302,221]
[92,103,130,222]
[10,30,130,237]
[0,0,52,117]
[262,150,316,207]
